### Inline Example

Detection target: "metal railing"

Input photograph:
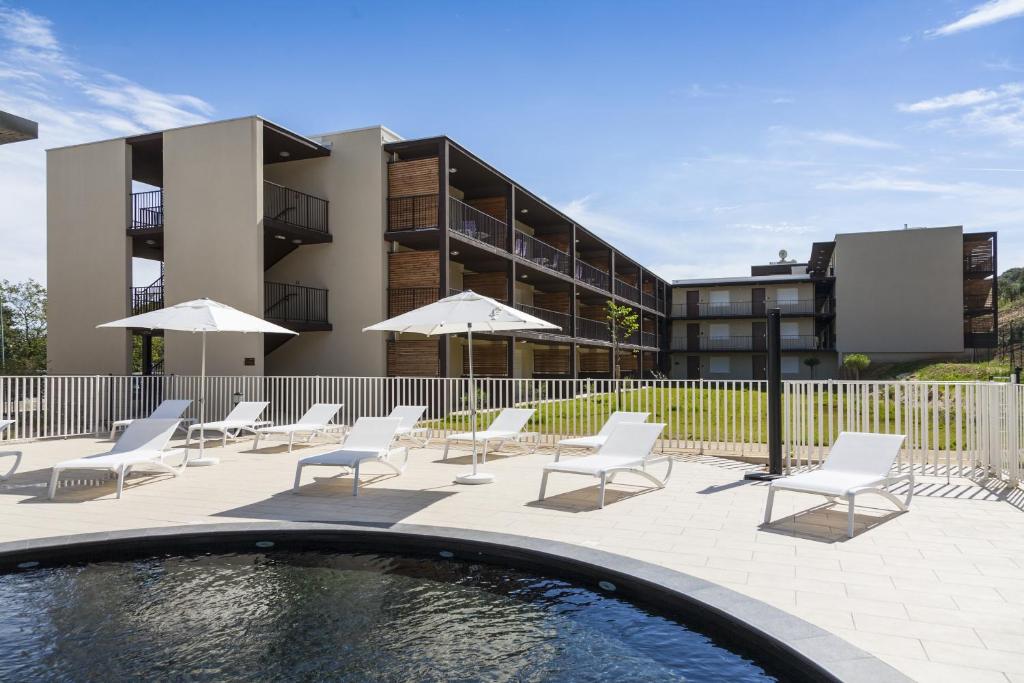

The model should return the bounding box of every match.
[3,375,1022,482]
[575,316,611,342]
[614,278,641,304]
[514,231,571,276]
[449,197,508,251]
[514,303,570,334]
[641,331,658,348]
[575,260,610,291]
[130,190,163,231]
[964,295,995,310]
[388,193,438,231]
[131,278,164,315]
[642,292,658,310]
[264,181,328,235]
[389,287,439,317]
[264,281,329,324]
[671,300,819,318]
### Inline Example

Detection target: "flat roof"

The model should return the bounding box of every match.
[672,273,813,287]
[0,111,38,145]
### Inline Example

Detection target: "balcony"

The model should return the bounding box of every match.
[642,291,658,310]
[514,231,571,276]
[670,335,831,352]
[264,281,330,331]
[388,194,438,231]
[514,303,570,335]
[576,316,611,343]
[614,278,641,305]
[671,299,822,319]
[449,197,508,251]
[641,331,658,348]
[264,181,329,237]
[575,260,610,291]
[130,190,163,232]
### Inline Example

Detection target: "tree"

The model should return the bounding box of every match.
[842,353,870,380]
[605,300,639,380]
[0,279,47,375]
[803,356,821,379]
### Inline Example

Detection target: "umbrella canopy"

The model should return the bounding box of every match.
[363,290,560,336]
[363,290,558,486]
[98,298,296,466]
[98,298,296,335]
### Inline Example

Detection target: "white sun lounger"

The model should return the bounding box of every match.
[763,432,911,538]
[554,411,650,461]
[388,405,430,446]
[441,408,538,462]
[293,417,406,496]
[185,401,270,448]
[48,419,186,500]
[109,399,192,440]
[253,403,344,453]
[0,419,21,480]
[539,422,670,509]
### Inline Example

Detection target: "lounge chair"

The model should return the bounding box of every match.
[441,408,538,462]
[0,419,21,480]
[185,401,270,448]
[387,405,430,446]
[293,417,406,496]
[539,422,670,509]
[252,403,344,453]
[47,419,185,499]
[762,432,911,538]
[109,399,192,440]
[554,411,650,461]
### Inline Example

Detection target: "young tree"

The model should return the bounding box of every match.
[0,279,47,375]
[842,353,870,380]
[803,356,821,379]
[605,300,639,407]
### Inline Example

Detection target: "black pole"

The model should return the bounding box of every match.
[746,307,783,481]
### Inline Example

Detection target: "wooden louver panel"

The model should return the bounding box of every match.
[387,339,440,377]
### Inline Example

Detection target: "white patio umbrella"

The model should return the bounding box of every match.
[98,298,296,466]
[363,290,559,484]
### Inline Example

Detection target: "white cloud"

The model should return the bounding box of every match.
[897,84,1023,112]
[897,83,1024,146]
[733,222,817,234]
[928,0,1024,36]
[804,130,900,149]
[0,5,213,284]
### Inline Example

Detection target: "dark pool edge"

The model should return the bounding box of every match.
[0,522,910,683]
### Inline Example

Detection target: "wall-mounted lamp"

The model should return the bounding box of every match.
[279,151,291,158]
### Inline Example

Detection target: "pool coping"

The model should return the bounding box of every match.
[0,521,911,683]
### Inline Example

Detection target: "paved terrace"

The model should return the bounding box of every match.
[2,435,1024,682]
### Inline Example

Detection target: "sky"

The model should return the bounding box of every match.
[0,0,1022,286]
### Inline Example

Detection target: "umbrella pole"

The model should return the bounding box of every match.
[189,329,219,466]
[455,323,493,485]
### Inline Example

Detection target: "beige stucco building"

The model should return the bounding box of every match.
[669,226,997,380]
[46,116,670,378]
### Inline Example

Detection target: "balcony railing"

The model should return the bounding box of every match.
[671,299,820,318]
[388,193,438,231]
[641,331,658,348]
[264,181,328,235]
[389,287,439,317]
[449,197,508,251]
[514,303,570,334]
[642,292,658,310]
[576,316,611,342]
[964,295,995,311]
[130,190,163,231]
[265,281,328,325]
[575,260,610,291]
[131,279,164,314]
[514,231,571,276]
[614,278,641,304]
[670,335,830,352]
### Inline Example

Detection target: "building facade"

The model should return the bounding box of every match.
[669,226,997,380]
[46,116,670,378]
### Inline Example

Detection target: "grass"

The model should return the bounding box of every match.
[866,359,1011,382]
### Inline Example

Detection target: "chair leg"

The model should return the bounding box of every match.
[904,474,915,507]
[47,467,61,499]
[222,430,227,448]
[555,444,562,462]
[598,472,607,509]
[847,494,856,538]
[115,465,126,499]
[109,425,116,441]
[482,440,489,464]
[288,433,294,454]
[443,441,451,461]
[0,451,23,480]
[763,487,776,526]
[352,461,361,497]
[538,471,550,501]
[253,432,260,450]
[293,464,303,492]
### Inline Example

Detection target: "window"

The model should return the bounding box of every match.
[782,356,799,374]
[781,322,800,339]
[776,287,798,303]
[710,356,730,373]
[709,290,730,304]
[709,324,730,339]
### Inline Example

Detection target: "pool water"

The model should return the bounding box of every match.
[0,551,776,681]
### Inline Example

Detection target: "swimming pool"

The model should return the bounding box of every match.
[0,549,775,681]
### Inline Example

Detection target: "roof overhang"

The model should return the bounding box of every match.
[263,119,331,164]
[807,241,836,277]
[0,111,38,145]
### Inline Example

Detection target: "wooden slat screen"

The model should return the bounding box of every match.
[534,291,571,314]
[463,271,508,301]
[537,232,571,253]
[462,339,508,377]
[467,197,506,221]
[389,250,440,288]
[579,347,611,373]
[534,346,571,375]
[387,339,440,377]
[388,158,439,197]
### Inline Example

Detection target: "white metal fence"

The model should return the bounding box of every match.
[1,375,1021,485]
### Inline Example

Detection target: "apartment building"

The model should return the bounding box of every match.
[669,226,997,380]
[46,116,669,378]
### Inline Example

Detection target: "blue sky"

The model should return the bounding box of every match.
[1,0,1022,284]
